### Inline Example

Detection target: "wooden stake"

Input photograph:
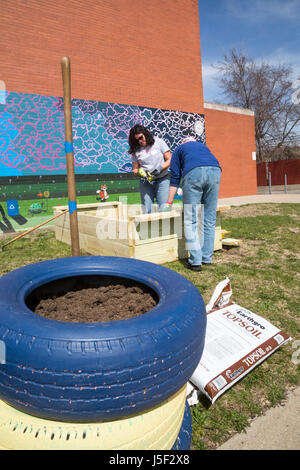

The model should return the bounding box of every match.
[61,56,80,256]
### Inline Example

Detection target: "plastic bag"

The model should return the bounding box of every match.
[190,278,291,403]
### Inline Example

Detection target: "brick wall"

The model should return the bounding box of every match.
[2,0,203,113]
[204,103,257,197]
[2,0,260,198]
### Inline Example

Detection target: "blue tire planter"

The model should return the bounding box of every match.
[0,256,206,422]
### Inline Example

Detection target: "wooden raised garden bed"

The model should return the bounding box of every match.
[53,202,229,264]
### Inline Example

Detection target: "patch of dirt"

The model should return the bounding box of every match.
[222,204,282,219]
[26,276,158,323]
[214,240,264,264]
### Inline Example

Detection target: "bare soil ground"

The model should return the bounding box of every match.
[26,276,158,322]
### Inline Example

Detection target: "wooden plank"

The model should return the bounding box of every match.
[55,226,131,257]
[54,210,70,230]
[84,235,131,257]
[133,209,181,223]
[94,207,119,219]
[134,233,178,245]
[214,227,223,251]
[55,225,71,245]
[53,201,121,213]
[134,237,181,263]
[83,218,131,247]
[127,218,138,246]
[55,212,129,243]
[132,210,182,243]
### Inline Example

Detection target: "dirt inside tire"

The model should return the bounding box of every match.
[26,275,158,323]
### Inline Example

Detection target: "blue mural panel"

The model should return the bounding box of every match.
[0,91,205,177]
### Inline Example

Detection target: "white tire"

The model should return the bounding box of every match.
[0,385,186,450]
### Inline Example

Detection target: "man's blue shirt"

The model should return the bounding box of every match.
[170,141,221,186]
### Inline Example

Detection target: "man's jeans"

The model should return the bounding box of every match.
[140,175,170,213]
[182,166,221,265]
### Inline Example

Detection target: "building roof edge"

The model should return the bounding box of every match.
[204,102,255,116]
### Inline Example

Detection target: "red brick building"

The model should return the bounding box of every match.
[205,103,257,197]
[1,0,257,197]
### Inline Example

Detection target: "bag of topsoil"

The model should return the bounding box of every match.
[190,278,291,404]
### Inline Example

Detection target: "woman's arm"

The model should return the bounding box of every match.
[132,161,140,175]
[151,150,172,176]
[162,150,172,170]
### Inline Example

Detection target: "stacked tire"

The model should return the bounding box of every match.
[0,256,207,450]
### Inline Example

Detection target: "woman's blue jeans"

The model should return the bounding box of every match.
[182,166,221,265]
[140,175,170,213]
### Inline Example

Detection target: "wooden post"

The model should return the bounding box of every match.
[61,56,80,256]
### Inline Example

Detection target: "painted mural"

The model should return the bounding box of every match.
[0,90,205,233]
[0,91,205,176]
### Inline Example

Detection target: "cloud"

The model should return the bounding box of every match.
[226,0,300,23]
[201,63,224,102]
[201,49,300,102]
[202,63,217,79]
[264,49,300,66]
[256,48,300,81]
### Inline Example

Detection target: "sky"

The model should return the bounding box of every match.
[198,0,300,103]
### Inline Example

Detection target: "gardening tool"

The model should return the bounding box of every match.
[0,210,69,252]
[138,168,153,183]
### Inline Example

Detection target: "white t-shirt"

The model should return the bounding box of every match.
[131,137,170,178]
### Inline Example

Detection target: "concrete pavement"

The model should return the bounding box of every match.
[218,386,300,450]
[218,193,300,206]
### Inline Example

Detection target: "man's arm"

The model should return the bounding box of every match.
[165,148,181,206]
[166,185,178,205]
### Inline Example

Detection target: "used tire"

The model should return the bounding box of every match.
[0,256,206,422]
[172,400,192,451]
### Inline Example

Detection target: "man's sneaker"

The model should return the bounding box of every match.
[186,263,202,271]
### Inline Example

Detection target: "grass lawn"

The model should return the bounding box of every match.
[0,193,143,233]
[0,202,299,449]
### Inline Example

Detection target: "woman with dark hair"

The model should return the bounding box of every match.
[128,124,171,213]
